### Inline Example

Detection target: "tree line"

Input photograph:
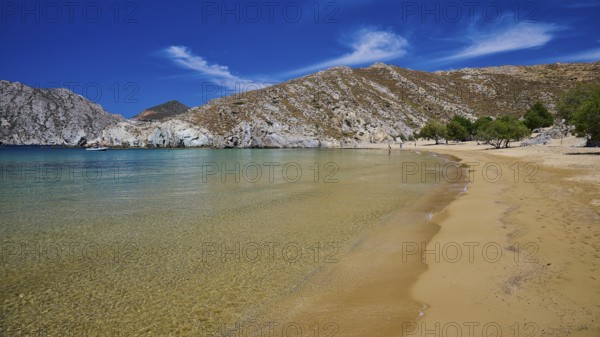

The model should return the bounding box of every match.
[417,83,600,148]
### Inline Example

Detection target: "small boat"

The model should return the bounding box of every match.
[86,146,109,151]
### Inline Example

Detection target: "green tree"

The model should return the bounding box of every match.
[571,91,600,147]
[477,115,531,149]
[419,121,447,144]
[473,116,494,142]
[523,101,553,130]
[557,83,600,122]
[450,115,474,136]
[446,120,469,142]
[473,116,493,131]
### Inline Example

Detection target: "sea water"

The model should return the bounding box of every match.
[0,147,463,336]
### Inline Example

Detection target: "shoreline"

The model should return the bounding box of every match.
[410,137,600,337]
[236,136,600,336]
[2,139,598,335]
[244,151,469,336]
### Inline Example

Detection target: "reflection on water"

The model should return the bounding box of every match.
[1,147,457,336]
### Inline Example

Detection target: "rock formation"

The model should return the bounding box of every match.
[0,80,123,146]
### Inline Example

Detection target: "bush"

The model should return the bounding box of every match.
[477,115,531,148]
[419,121,446,144]
[523,102,553,130]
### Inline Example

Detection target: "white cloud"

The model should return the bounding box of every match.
[555,48,600,62]
[164,46,264,90]
[290,28,408,75]
[443,22,557,61]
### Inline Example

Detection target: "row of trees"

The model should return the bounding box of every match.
[418,115,530,148]
[417,83,600,148]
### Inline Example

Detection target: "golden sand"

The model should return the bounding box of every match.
[411,137,600,337]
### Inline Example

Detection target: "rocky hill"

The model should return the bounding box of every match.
[2,62,599,148]
[0,80,123,146]
[132,100,190,121]
[169,61,599,148]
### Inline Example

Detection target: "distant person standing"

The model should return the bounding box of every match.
[388,141,392,155]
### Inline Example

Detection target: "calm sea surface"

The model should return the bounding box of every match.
[0,147,463,336]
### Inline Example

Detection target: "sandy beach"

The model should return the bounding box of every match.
[410,137,600,337]
[257,137,600,336]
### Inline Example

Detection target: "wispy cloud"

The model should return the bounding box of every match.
[442,21,557,62]
[290,28,408,75]
[554,48,600,62]
[163,46,268,90]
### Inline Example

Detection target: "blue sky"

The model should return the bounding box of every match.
[1,0,599,118]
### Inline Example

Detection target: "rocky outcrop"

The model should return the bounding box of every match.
[94,119,340,148]
[0,80,123,146]
[95,119,212,148]
[521,126,570,146]
[521,133,552,146]
[207,119,343,148]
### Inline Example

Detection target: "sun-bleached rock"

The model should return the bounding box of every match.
[0,80,122,146]
[95,119,212,148]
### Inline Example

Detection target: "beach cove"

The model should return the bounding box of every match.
[1,139,598,336]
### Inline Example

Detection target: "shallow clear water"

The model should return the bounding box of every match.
[0,147,460,336]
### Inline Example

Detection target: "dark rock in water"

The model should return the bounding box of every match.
[0,80,123,146]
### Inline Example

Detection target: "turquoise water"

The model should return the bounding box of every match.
[0,147,461,336]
